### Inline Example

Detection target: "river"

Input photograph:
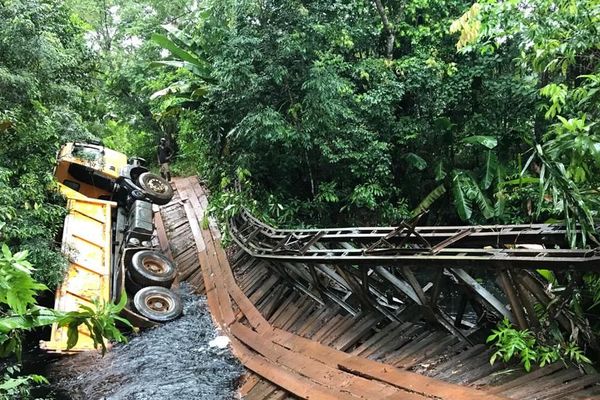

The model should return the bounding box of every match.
[34,286,243,400]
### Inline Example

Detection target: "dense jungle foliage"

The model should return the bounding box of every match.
[0,0,599,392]
[134,0,600,245]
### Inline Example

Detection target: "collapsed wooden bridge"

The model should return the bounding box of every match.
[156,176,600,399]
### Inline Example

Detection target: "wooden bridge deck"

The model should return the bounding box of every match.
[157,176,600,400]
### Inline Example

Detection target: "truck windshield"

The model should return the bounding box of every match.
[72,144,103,161]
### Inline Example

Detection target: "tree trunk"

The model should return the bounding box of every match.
[373,0,395,59]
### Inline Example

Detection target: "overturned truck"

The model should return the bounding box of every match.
[41,142,181,352]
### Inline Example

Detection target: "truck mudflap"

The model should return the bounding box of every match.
[41,196,116,352]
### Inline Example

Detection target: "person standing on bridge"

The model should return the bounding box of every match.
[157,137,173,182]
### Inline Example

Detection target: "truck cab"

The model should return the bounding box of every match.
[54,141,173,206]
[42,142,181,352]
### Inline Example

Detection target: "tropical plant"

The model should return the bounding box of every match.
[451,0,600,245]
[0,237,130,397]
[148,0,543,228]
[0,0,97,288]
[488,318,591,372]
[0,364,47,400]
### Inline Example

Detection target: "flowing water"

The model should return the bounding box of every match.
[45,286,243,400]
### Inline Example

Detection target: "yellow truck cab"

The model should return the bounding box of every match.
[42,142,181,352]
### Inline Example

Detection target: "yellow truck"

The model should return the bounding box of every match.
[41,142,182,352]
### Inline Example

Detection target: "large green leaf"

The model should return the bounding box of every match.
[467,177,494,219]
[114,290,128,313]
[404,153,427,170]
[536,269,556,284]
[0,376,30,390]
[151,33,207,68]
[412,184,446,216]
[463,135,498,149]
[500,176,540,186]
[452,175,472,220]
[66,321,79,349]
[160,24,193,47]
[435,161,447,181]
[0,307,59,333]
[482,150,497,189]
[150,61,211,80]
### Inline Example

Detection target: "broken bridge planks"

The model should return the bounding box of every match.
[169,176,510,400]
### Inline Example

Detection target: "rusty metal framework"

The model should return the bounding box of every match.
[230,210,599,269]
[229,210,600,342]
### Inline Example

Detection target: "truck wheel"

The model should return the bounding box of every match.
[125,270,144,294]
[137,172,173,205]
[130,250,176,288]
[133,286,183,323]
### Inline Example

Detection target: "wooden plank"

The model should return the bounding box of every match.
[282,301,314,332]
[239,373,261,398]
[188,177,270,333]
[231,337,345,400]
[270,327,507,400]
[268,292,298,324]
[265,389,289,400]
[400,335,458,370]
[257,285,287,319]
[172,181,220,323]
[392,332,448,368]
[245,380,278,400]
[312,315,344,342]
[248,274,279,305]
[564,385,600,399]
[231,323,419,400]
[272,302,300,329]
[351,321,403,356]
[447,349,497,385]
[179,178,236,326]
[384,331,432,364]
[488,360,563,394]
[428,344,483,378]
[376,325,424,362]
[332,314,383,352]
[321,314,362,346]
[502,368,582,399]
[296,307,330,337]
[154,206,173,260]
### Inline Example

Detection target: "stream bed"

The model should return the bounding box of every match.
[44,286,243,400]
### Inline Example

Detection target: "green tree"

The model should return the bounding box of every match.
[67,0,196,163]
[0,0,98,287]
[452,0,600,246]
[150,0,539,228]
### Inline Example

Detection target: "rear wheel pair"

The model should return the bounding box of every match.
[126,250,182,323]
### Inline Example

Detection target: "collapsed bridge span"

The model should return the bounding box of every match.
[157,176,600,399]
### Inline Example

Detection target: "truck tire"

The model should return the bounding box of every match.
[133,286,183,323]
[130,250,176,288]
[125,270,144,294]
[137,172,173,205]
